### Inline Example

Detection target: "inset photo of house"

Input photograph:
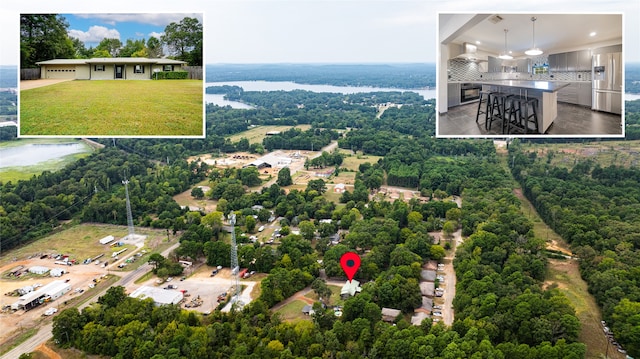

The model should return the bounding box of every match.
[19,13,204,137]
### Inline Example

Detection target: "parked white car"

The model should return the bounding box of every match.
[44,307,58,316]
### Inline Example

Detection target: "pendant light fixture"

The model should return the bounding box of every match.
[525,17,543,56]
[498,29,513,60]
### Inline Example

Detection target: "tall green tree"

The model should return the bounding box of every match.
[146,36,164,58]
[277,167,293,186]
[161,17,202,65]
[96,38,122,57]
[20,14,75,67]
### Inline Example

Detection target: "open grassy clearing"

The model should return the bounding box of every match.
[228,124,312,144]
[20,80,203,136]
[520,140,640,169]
[340,153,383,172]
[304,284,344,307]
[0,139,94,183]
[0,223,168,269]
[274,300,311,322]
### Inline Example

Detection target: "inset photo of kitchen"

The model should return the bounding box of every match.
[437,13,623,137]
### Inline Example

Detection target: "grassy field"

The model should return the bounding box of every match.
[0,139,94,183]
[274,300,311,322]
[20,80,203,136]
[340,153,383,172]
[521,140,640,169]
[228,125,311,144]
[0,223,170,270]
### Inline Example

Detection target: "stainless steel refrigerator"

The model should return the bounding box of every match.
[592,52,622,114]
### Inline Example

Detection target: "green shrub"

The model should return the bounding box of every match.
[153,71,189,80]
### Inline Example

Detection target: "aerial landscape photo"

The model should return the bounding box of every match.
[1,1,640,359]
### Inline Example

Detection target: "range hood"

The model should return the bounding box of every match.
[455,42,479,61]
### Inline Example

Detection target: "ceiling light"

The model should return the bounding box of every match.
[498,29,513,60]
[525,17,543,56]
[590,32,597,37]
[476,41,481,45]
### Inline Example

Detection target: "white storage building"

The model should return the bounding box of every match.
[99,235,115,245]
[129,286,183,306]
[11,280,71,310]
[28,266,50,275]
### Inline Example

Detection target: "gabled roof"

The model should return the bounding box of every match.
[36,57,187,65]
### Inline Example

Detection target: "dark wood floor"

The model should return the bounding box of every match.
[438,100,623,137]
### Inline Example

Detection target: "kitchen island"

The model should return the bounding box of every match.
[477,80,570,133]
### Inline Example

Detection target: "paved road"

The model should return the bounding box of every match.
[1,242,180,359]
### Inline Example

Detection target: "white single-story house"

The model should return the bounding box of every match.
[340,279,362,298]
[35,57,187,80]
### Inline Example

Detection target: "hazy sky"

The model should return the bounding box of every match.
[1,0,638,65]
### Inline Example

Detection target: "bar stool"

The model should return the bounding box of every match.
[475,90,492,124]
[486,92,513,134]
[508,97,539,134]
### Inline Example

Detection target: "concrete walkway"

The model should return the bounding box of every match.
[20,79,73,90]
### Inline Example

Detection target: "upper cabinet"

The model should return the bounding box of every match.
[516,58,531,73]
[577,50,592,71]
[487,56,501,73]
[549,50,592,72]
[549,53,567,72]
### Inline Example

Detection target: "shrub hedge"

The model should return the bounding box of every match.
[153,71,189,80]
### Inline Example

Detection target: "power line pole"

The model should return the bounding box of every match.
[123,178,135,241]
[229,214,241,305]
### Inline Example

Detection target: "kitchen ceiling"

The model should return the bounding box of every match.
[441,13,622,57]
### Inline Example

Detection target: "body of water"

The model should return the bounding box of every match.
[0,142,91,168]
[205,81,437,108]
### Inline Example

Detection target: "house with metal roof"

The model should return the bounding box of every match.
[35,57,186,80]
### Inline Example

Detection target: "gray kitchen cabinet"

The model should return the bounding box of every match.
[549,53,567,72]
[448,83,460,107]
[578,82,592,107]
[516,58,531,73]
[487,56,500,73]
[557,82,579,104]
[577,50,592,71]
[566,51,578,72]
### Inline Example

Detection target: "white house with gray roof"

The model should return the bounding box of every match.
[35,57,186,80]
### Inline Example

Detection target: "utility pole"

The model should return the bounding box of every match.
[229,214,241,305]
[123,177,135,241]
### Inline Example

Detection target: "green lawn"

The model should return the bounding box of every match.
[228,124,312,144]
[20,80,203,136]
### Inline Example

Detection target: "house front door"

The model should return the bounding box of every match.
[115,65,123,79]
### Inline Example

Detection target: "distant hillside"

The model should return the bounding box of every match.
[206,63,436,89]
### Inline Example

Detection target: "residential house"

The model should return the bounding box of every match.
[35,57,186,80]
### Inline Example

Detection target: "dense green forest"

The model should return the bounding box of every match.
[50,136,586,358]
[509,140,640,357]
[3,76,640,357]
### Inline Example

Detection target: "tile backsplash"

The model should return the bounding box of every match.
[448,58,591,82]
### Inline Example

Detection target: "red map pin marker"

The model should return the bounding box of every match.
[340,252,361,282]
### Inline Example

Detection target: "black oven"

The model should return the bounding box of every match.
[461,83,481,103]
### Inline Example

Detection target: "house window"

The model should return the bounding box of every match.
[134,65,145,74]
[163,65,173,71]
[94,65,105,71]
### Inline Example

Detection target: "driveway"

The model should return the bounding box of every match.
[20,79,73,90]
